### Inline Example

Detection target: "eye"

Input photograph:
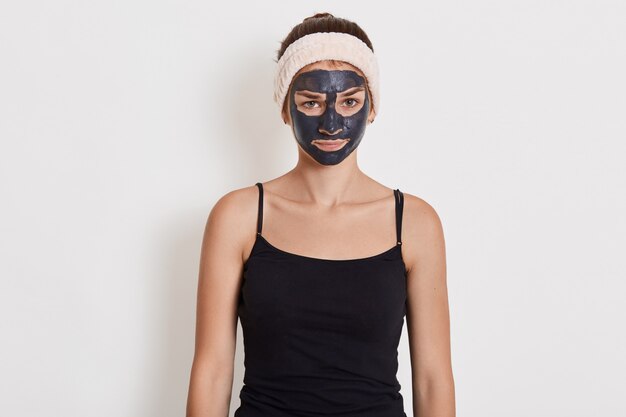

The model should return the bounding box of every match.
[343,98,359,107]
[303,101,320,109]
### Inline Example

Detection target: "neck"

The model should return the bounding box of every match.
[288,148,364,207]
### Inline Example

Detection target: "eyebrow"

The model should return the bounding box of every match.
[338,86,366,96]
[295,90,326,99]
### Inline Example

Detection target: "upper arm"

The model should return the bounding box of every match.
[401,194,454,387]
[192,187,256,372]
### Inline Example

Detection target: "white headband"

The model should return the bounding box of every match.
[273,31,380,117]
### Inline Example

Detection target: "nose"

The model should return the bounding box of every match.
[319,127,343,136]
[319,95,343,135]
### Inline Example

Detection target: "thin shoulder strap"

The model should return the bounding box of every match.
[255,182,264,236]
[393,189,404,245]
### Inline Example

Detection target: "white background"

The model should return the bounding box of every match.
[1,1,624,416]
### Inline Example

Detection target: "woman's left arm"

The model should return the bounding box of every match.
[402,194,456,417]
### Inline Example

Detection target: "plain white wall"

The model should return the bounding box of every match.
[1,1,624,416]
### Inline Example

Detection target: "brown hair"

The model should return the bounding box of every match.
[276,12,376,122]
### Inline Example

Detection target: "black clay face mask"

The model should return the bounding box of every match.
[289,69,370,166]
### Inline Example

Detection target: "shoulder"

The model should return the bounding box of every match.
[209,183,259,225]
[400,191,443,229]
[399,191,446,273]
[204,184,260,260]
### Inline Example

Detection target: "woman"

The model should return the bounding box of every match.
[187,13,455,417]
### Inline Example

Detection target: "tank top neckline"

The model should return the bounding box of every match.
[246,181,405,265]
[253,233,401,263]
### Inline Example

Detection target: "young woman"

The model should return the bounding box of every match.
[187,13,455,417]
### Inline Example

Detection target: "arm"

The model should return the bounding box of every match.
[186,189,251,417]
[402,194,456,417]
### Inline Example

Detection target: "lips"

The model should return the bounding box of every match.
[312,139,348,144]
[311,138,350,152]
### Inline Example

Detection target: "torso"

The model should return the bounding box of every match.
[235,179,409,416]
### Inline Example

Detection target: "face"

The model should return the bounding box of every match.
[287,64,372,166]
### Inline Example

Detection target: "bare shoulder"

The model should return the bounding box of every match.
[400,191,446,274]
[204,184,260,264]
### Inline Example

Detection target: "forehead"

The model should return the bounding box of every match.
[296,59,363,74]
[291,69,365,93]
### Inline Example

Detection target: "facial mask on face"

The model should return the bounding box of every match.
[289,69,370,166]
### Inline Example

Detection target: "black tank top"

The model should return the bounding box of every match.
[235,182,408,417]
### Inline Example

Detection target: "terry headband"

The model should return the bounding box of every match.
[273,31,380,116]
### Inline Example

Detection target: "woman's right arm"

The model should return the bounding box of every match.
[186,189,252,417]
